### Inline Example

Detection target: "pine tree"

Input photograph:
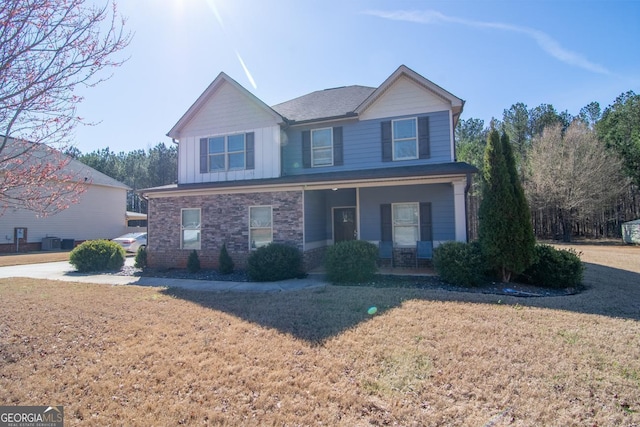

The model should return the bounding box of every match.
[478,127,535,282]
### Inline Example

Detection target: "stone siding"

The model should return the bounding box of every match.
[147,190,304,270]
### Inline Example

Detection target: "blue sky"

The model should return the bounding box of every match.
[73,0,640,154]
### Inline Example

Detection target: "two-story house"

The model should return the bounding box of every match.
[142,65,476,270]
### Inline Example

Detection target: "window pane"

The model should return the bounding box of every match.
[313,148,332,166]
[210,154,225,171]
[250,229,272,248]
[394,226,418,246]
[228,134,245,152]
[208,137,224,153]
[394,119,416,139]
[250,206,272,227]
[393,203,418,225]
[182,230,201,250]
[312,128,332,148]
[182,209,200,227]
[228,152,245,169]
[394,139,417,159]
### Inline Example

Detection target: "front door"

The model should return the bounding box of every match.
[333,207,357,243]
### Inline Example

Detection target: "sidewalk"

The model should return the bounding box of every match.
[0,258,327,293]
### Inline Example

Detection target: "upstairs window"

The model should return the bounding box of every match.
[200,132,254,173]
[208,134,245,171]
[393,118,418,160]
[381,117,430,162]
[311,128,333,167]
[302,127,343,168]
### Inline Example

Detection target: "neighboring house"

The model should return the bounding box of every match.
[0,139,131,252]
[142,65,476,269]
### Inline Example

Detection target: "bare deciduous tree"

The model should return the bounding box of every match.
[527,121,629,241]
[0,0,130,215]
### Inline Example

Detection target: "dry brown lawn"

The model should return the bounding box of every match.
[1,243,639,426]
[0,251,70,267]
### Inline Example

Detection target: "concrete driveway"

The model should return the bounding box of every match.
[0,258,326,293]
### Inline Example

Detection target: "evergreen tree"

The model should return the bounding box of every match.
[501,131,536,273]
[218,243,234,274]
[478,127,534,282]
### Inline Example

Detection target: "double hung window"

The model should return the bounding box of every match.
[249,206,272,249]
[311,128,333,167]
[393,118,418,160]
[392,203,419,246]
[181,208,201,250]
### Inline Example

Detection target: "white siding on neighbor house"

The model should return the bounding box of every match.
[359,76,452,122]
[0,184,128,244]
[178,125,281,184]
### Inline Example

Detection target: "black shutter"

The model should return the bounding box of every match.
[381,121,392,162]
[381,204,392,242]
[302,130,311,168]
[418,116,430,159]
[199,138,208,173]
[420,202,433,241]
[245,132,255,170]
[333,126,343,166]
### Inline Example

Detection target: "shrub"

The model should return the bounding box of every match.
[218,243,234,275]
[69,239,126,272]
[324,240,378,283]
[247,243,303,282]
[134,246,147,269]
[521,244,584,288]
[187,250,200,273]
[433,241,485,287]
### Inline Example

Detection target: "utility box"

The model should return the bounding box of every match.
[61,239,75,250]
[42,237,61,251]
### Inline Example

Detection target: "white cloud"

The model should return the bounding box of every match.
[364,9,610,75]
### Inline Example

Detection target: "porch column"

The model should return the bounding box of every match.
[453,180,467,242]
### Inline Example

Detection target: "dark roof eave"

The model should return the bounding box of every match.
[140,162,478,194]
[283,111,358,126]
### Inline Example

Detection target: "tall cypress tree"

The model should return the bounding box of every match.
[501,131,536,275]
[478,127,535,282]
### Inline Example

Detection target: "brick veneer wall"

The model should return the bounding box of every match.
[147,190,304,270]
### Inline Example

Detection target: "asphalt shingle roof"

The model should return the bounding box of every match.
[271,85,375,123]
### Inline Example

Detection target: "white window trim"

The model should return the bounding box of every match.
[311,127,334,167]
[392,202,419,247]
[392,117,418,161]
[208,133,246,171]
[249,205,273,250]
[181,208,201,250]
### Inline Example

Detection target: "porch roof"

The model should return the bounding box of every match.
[141,162,477,195]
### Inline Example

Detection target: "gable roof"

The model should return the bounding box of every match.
[0,136,129,190]
[271,85,375,124]
[167,72,285,139]
[355,65,465,123]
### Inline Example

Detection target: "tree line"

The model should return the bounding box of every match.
[458,91,640,241]
[68,143,178,213]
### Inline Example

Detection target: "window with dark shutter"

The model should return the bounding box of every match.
[381,204,392,242]
[245,132,255,170]
[418,116,430,159]
[302,130,311,168]
[333,127,343,166]
[381,121,392,162]
[419,202,433,241]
